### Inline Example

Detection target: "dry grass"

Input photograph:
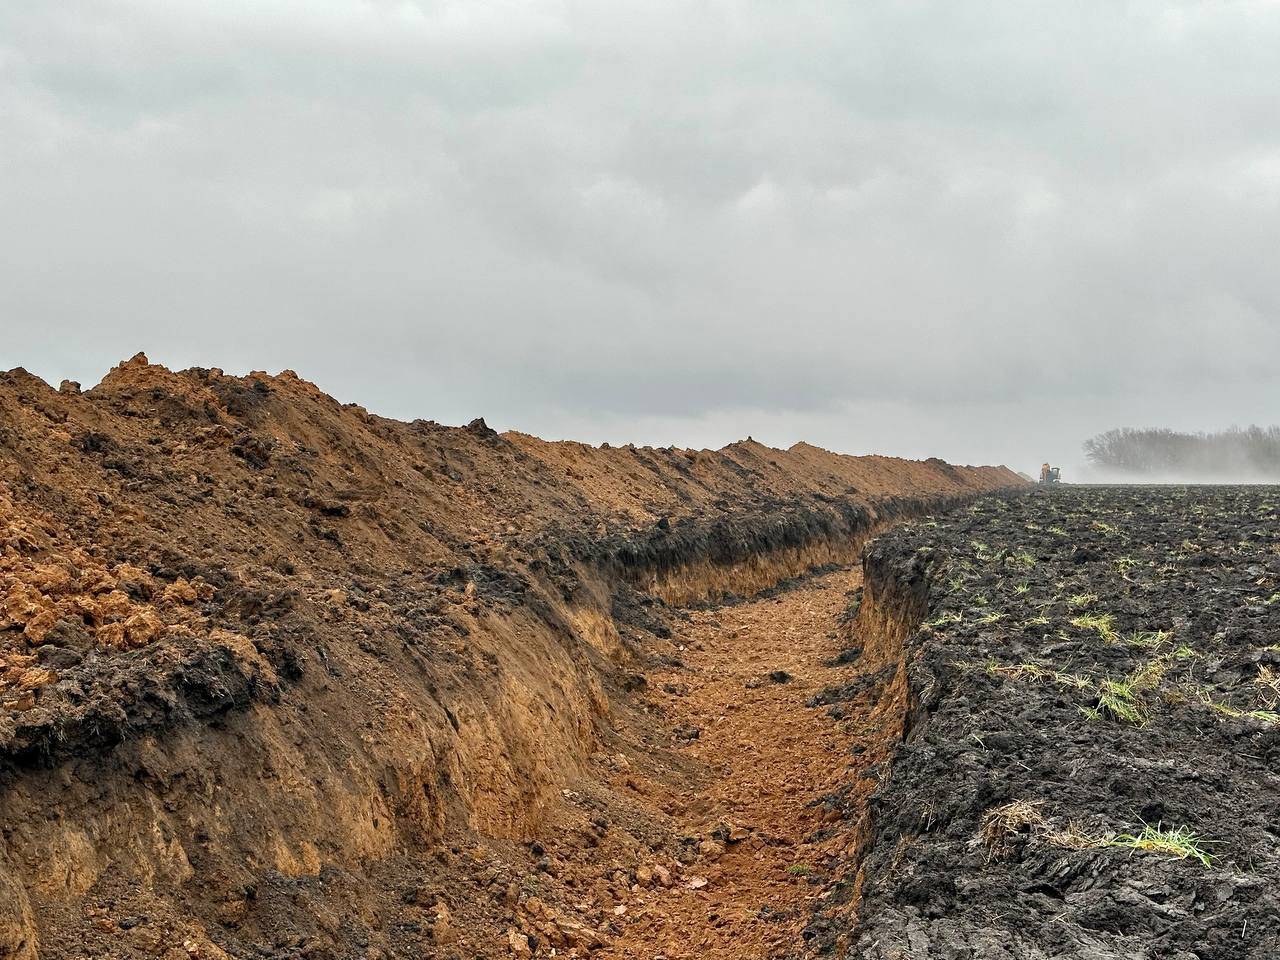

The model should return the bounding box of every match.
[981,800,1047,860]
[984,661,1092,690]
[1255,665,1280,710]
[982,803,1216,868]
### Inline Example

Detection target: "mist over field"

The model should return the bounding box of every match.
[1079,426,1280,484]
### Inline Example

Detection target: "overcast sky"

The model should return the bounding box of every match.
[4,1,1279,476]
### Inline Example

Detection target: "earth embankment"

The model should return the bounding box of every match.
[0,355,1021,958]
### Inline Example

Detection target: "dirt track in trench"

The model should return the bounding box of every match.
[597,568,883,960]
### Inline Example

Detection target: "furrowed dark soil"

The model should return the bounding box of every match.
[814,486,1280,960]
[0,355,1021,959]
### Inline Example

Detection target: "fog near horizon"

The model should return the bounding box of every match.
[3,2,1280,479]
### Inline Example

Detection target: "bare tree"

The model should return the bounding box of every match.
[1083,426,1280,479]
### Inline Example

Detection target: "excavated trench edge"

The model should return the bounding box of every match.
[607,492,994,606]
[809,525,952,950]
[600,490,1026,957]
[0,491,1013,775]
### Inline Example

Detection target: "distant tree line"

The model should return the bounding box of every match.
[1083,426,1280,478]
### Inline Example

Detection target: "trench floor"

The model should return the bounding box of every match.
[598,567,883,960]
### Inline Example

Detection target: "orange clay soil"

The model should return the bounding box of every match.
[592,566,883,960]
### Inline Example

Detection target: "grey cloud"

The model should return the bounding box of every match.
[3,1,1280,476]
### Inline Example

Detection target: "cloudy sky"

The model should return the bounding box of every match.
[3,1,1279,475]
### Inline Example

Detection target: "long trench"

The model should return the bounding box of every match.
[592,564,901,960]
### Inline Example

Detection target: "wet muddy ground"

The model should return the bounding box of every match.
[819,486,1280,960]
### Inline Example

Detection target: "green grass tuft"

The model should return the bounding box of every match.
[1123,630,1169,649]
[1070,613,1118,642]
[1095,678,1147,725]
[1106,823,1214,867]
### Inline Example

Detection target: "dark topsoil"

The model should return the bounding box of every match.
[817,486,1280,960]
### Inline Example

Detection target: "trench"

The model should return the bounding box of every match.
[0,361,1029,958]
[0,492,970,959]
[552,504,946,959]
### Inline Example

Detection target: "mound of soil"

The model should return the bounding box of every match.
[0,355,1021,959]
[819,487,1280,959]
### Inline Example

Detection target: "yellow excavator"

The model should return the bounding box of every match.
[1039,463,1061,484]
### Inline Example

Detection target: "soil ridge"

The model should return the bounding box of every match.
[0,356,1024,958]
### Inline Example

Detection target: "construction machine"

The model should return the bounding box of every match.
[1039,463,1061,484]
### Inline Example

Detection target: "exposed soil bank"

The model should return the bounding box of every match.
[814,487,1280,960]
[0,355,1022,959]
